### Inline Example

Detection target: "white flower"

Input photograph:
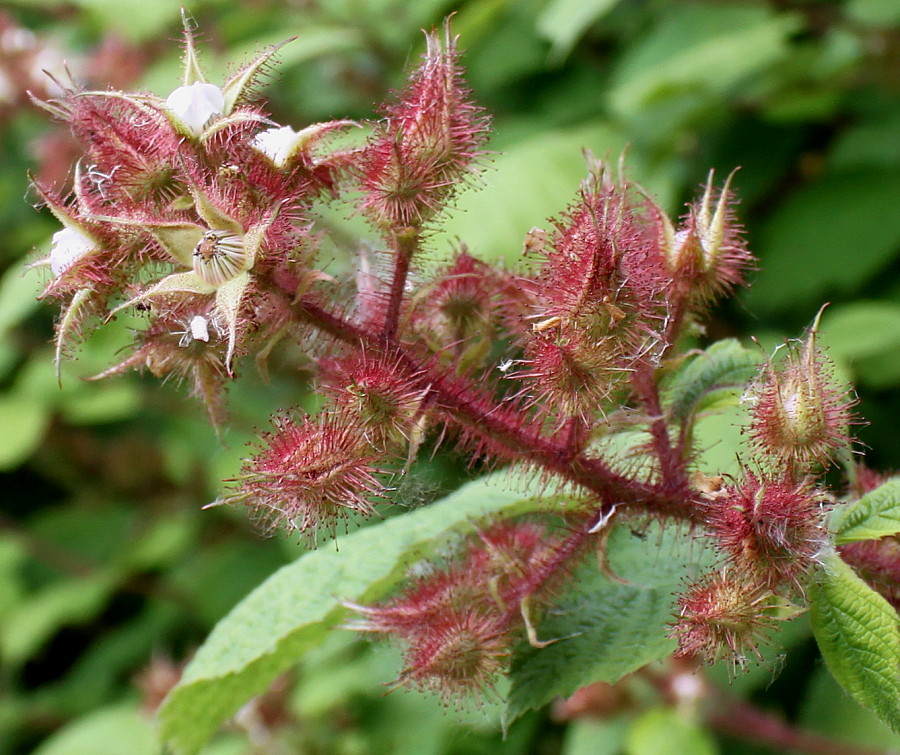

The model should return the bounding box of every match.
[189,315,211,343]
[165,82,225,137]
[250,125,303,168]
[50,226,95,277]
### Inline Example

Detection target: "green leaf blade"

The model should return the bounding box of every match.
[504,523,713,727]
[158,471,581,754]
[809,553,900,733]
[626,707,718,755]
[832,478,900,544]
[664,339,760,424]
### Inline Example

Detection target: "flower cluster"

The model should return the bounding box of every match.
[33,16,352,423]
[346,521,573,699]
[31,15,886,707]
[671,320,856,668]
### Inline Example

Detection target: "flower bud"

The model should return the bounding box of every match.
[671,571,785,671]
[521,323,622,427]
[50,226,96,277]
[398,608,509,701]
[165,81,225,137]
[745,322,854,473]
[219,410,386,537]
[662,170,752,306]
[409,252,528,372]
[702,473,828,588]
[319,350,427,451]
[358,23,488,229]
[250,121,356,170]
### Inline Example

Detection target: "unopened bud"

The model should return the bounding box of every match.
[664,170,752,305]
[671,571,789,671]
[703,473,827,588]
[165,82,225,137]
[399,609,509,700]
[746,320,854,473]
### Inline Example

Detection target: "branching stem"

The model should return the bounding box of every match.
[708,698,891,755]
[289,290,700,523]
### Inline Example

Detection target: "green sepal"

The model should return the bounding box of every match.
[180,9,207,86]
[221,38,294,113]
[54,288,94,382]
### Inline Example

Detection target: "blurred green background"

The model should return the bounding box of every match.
[0,0,898,753]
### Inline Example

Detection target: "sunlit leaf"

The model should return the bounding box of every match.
[158,470,583,754]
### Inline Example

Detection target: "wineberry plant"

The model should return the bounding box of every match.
[30,15,899,755]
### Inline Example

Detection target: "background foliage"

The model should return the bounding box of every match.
[0,0,898,753]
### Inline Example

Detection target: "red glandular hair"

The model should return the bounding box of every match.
[703,473,828,589]
[349,521,571,701]
[222,410,386,538]
[357,24,489,230]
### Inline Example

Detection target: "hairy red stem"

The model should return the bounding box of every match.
[381,228,418,340]
[290,293,701,522]
[631,362,691,496]
[708,698,891,755]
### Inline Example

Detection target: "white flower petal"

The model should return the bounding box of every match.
[165,82,225,137]
[250,125,302,168]
[50,226,95,277]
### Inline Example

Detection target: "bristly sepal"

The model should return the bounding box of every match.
[357,20,489,231]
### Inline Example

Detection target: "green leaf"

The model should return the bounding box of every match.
[562,717,630,755]
[808,552,900,733]
[1,572,118,665]
[0,395,50,470]
[158,470,582,754]
[829,107,900,170]
[608,4,800,118]
[845,0,900,27]
[745,171,900,314]
[504,523,712,726]
[625,707,718,755]
[819,302,900,389]
[800,665,900,751]
[73,0,187,42]
[0,537,27,620]
[664,339,760,424]
[0,259,42,339]
[122,513,197,572]
[819,302,900,363]
[536,0,621,63]
[60,381,142,425]
[230,26,365,71]
[832,478,900,544]
[431,124,628,265]
[31,704,158,755]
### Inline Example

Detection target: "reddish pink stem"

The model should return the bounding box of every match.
[290,293,702,523]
